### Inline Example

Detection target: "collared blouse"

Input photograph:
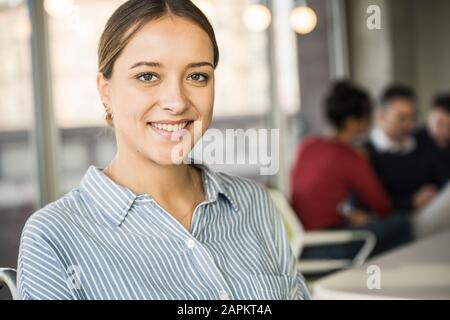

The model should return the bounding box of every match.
[17,164,310,300]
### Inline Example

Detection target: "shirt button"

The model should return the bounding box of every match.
[219,290,230,300]
[186,239,196,249]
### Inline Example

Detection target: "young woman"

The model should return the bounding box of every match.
[17,0,310,300]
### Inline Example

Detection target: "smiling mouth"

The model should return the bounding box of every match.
[147,120,194,137]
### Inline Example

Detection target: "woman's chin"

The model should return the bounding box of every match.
[145,147,192,166]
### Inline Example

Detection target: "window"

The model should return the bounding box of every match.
[0,0,36,300]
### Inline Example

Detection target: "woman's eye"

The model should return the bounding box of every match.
[137,73,157,83]
[188,73,209,83]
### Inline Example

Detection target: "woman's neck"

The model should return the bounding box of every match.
[104,148,202,204]
[332,130,354,145]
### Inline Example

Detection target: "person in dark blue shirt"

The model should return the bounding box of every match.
[415,93,450,187]
[365,84,442,213]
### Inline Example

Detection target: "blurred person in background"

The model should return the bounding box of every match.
[411,93,450,238]
[415,93,450,185]
[291,81,411,259]
[366,85,443,213]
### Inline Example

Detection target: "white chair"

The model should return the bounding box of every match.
[0,268,18,300]
[267,188,376,275]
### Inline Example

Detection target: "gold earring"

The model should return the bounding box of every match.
[105,112,114,121]
[103,103,114,121]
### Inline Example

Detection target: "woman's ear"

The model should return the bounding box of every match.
[96,72,111,108]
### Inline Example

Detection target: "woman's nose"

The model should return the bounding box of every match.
[158,80,189,114]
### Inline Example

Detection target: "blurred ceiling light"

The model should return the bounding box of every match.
[192,0,216,21]
[44,0,75,18]
[243,3,272,32]
[290,2,317,35]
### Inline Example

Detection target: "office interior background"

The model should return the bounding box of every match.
[1,0,450,300]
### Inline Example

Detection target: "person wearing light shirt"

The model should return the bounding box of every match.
[17,0,310,300]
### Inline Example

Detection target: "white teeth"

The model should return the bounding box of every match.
[150,121,189,132]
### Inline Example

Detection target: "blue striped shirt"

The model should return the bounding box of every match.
[17,164,310,300]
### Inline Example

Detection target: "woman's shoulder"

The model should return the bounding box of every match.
[299,136,325,149]
[296,136,338,157]
[308,136,368,160]
[21,189,82,242]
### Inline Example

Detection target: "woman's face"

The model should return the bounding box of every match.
[97,15,215,165]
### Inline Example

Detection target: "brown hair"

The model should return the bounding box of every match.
[98,0,219,80]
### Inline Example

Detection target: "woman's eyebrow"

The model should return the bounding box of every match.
[129,61,214,70]
[186,62,214,69]
[129,61,162,70]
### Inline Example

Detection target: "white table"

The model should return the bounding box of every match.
[312,230,450,300]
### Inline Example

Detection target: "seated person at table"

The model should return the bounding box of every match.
[365,85,443,213]
[291,81,411,259]
[415,93,450,185]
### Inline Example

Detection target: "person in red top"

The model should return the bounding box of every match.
[291,81,411,259]
[291,136,391,230]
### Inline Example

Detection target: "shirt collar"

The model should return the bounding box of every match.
[370,126,417,154]
[79,165,137,226]
[192,162,240,213]
[79,162,239,227]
